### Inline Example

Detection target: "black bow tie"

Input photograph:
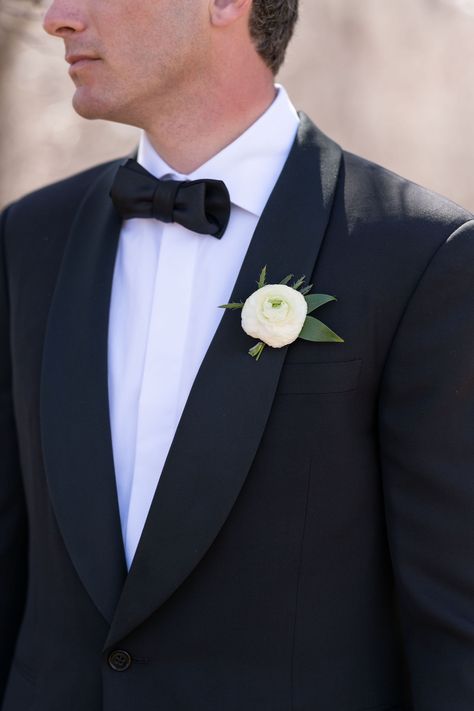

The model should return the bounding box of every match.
[109,159,231,239]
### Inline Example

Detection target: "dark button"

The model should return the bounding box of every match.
[108,649,132,672]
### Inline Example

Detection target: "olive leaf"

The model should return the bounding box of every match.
[219,302,244,310]
[257,266,267,289]
[292,275,306,291]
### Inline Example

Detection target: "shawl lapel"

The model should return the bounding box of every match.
[41,161,127,623]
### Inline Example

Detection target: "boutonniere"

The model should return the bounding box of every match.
[220,267,344,360]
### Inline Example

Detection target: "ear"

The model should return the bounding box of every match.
[209,0,252,27]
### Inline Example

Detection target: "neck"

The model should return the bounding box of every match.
[142,64,276,175]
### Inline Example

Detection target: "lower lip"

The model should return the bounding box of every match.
[68,58,100,74]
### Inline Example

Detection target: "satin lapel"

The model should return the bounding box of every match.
[41,161,127,623]
[105,116,343,648]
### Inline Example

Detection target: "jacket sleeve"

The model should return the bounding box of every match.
[379,218,474,710]
[0,207,28,702]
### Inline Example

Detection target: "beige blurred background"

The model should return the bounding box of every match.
[1,0,473,210]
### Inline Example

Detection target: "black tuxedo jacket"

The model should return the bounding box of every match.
[1,116,473,711]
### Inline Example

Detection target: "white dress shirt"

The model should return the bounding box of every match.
[108,86,300,568]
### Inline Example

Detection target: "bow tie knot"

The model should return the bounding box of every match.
[152,178,181,224]
[110,159,231,239]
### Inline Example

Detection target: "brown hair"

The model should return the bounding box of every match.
[249,0,299,74]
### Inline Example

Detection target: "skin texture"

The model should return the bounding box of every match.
[43,0,276,173]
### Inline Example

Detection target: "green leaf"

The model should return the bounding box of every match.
[257,266,267,289]
[299,316,344,343]
[304,293,337,314]
[248,341,266,360]
[219,302,244,310]
[279,274,294,286]
[292,275,306,291]
[299,284,313,296]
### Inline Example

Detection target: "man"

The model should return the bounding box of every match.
[1,0,473,709]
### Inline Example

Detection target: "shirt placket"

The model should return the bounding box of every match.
[124,222,200,566]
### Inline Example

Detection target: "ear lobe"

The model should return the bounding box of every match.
[209,0,252,27]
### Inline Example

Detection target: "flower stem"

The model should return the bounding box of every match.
[248,341,266,360]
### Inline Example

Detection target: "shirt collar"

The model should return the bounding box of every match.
[137,85,300,218]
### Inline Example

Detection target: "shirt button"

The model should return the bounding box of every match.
[108,649,132,672]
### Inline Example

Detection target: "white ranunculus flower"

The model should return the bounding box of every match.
[241,284,308,348]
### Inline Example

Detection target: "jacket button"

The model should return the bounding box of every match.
[108,649,132,672]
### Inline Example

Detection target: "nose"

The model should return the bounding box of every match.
[43,0,87,37]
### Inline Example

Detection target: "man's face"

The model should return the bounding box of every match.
[43,0,210,127]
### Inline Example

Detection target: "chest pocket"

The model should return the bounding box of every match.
[277,359,362,394]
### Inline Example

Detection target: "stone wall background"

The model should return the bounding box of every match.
[1,0,474,210]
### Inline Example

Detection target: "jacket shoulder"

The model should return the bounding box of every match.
[341,148,473,231]
[2,159,124,234]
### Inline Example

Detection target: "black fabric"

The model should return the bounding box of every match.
[109,158,231,238]
[1,117,474,711]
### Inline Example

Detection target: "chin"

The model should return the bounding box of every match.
[71,86,115,120]
[72,89,138,126]
[71,90,105,120]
